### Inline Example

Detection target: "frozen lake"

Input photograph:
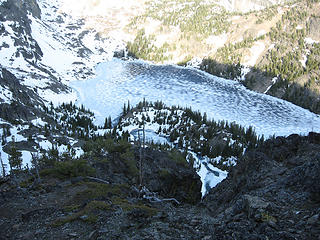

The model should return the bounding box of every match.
[71,58,320,138]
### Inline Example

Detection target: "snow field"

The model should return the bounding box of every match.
[71,58,320,138]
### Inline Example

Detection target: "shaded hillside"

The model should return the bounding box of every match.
[204,132,320,239]
[0,129,319,239]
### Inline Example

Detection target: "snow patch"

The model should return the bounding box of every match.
[29,15,78,79]
[268,43,275,50]
[0,35,18,67]
[38,88,77,107]
[60,0,144,17]
[187,57,202,69]
[244,41,265,67]
[305,38,319,45]
[264,77,278,94]
[257,30,266,37]
[240,66,251,81]
[206,33,228,48]
[300,54,308,68]
[190,152,228,197]
[31,118,47,127]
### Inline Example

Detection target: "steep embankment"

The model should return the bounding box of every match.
[0,132,319,239]
[204,132,320,239]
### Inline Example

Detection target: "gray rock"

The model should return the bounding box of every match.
[243,194,270,218]
[307,214,319,225]
[89,230,99,240]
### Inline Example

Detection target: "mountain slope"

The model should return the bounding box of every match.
[0,0,126,106]
[0,132,319,239]
[203,132,320,239]
[0,0,127,173]
[0,1,319,238]
[74,0,320,114]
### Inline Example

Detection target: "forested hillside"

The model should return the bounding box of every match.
[125,0,320,113]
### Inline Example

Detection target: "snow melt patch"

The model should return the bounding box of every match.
[206,33,228,48]
[118,108,173,145]
[190,152,228,197]
[305,38,319,45]
[244,41,265,67]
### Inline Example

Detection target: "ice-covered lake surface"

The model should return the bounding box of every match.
[71,58,320,138]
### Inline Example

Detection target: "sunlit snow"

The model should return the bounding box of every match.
[244,41,265,67]
[71,58,320,138]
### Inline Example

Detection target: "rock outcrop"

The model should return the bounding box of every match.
[203,132,320,239]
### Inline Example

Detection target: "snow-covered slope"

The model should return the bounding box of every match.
[216,0,291,12]
[0,0,125,176]
[0,0,126,105]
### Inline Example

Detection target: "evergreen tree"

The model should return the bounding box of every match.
[8,138,23,171]
[104,117,109,129]
[123,103,127,115]
[108,116,112,129]
[127,100,131,113]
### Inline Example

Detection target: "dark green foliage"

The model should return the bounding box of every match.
[169,149,188,167]
[119,100,263,170]
[127,29,171,62]
[120,147,138,177]
[201,58,242,80]
[8,143,22,171]
[40,159,95,179]
[52,102,95,139]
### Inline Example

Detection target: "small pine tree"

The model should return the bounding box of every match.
[108,116,112,129]
[31,153,41,182]
[203,112,207,124]
[123,103,127,115]
[127,100,131,113]
[104,117,109,129]
[8,139,23,171]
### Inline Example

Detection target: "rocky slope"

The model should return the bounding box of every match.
[0,132,319,239]
[203,132,320,239]
[0,1,319,238]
